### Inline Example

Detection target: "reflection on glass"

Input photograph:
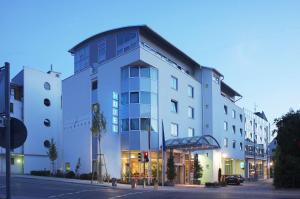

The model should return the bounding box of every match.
[151,119,158,132]
[130,118,139,130]
[130,66,139,77]
[122,119,129,131]
[140,66,150,77]
[140,91,150,104]
[121,92,128,105]
[141,118,150,131]
[130,92,139,103]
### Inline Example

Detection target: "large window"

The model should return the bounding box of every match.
[122,119,129,131]
[97,40,106,62]
[130,118,139,130]
[141,118,150,131]
[116,32,138,56]
[171,123,178,137]
[188,127,194,137]
[130,92,139,103]
[188,85,194,98]
[171,76,178,90]
[130,66,139,77]
[171,100,178,113]
[188,106,194,119]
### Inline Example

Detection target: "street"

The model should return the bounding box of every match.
[0,176,300,199]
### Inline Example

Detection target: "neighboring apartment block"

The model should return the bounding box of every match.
[0,67,62,174]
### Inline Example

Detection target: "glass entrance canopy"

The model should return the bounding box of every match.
[165,135,220,151]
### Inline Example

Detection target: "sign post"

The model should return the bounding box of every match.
[0,62,11,199]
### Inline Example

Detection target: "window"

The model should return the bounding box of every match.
[44,119,51,127]
[171,76,178,90]
[240,142,243,150]
[130,66,139,77]
[188,85,194,98]
[188,127,194,137]
[141,118,150,131]
[121,119,129,131]
[140,91,150,104]
[224,121,228,131]
[92,80,98,90]
[239,114,243,122]
[97,40,106,62]
[224,105,228,115]
[44,82,51,90]
[224,138,228,147]
[171,100,178,113]
[232,110,236,118]
[130,92,139,103]
[10,103,13,113]
[116,32,137,55]
[240,128,243,137]
[171,123,178,137]
[188,106,194,119]
[121,92,128,105]
[44,98,51,107]
[140,66,150,78]
[232,140,236,149]
[232,125,236,134]
[130,118,139,130]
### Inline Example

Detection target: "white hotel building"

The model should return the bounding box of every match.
[1,26,271,184]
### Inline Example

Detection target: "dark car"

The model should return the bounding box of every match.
[235,175,245,183]
[225,175,240,185]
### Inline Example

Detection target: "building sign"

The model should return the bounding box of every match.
[112,92,119,133]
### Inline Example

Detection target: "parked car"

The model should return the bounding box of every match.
[225,175,240,185]
[235,175,245,183]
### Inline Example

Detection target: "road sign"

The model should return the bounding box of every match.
[0,67,6,114]
[0,117,27,149]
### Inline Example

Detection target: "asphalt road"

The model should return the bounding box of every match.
[0,176,300,199]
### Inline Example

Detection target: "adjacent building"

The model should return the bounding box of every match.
[0,67,62,174]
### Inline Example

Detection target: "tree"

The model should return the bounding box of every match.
[90,103,106,183]
[273,109,300,188]
[193,154,203,184]
[47,138,58,175]
[166,150,176,183]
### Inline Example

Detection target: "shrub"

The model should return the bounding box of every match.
[79,172,97,180]
[65,171,75,179]
[30,170,51,176]
[55,170,64,178]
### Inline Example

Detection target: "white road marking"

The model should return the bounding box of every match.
[108,191,151,199]
[47,189,96,198]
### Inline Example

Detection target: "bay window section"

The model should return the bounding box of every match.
[130,92,139,103]
[130,118,139,130]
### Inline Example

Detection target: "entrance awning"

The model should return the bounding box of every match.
[165,135,220,151]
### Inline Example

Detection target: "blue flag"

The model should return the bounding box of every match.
[162,120,166,152]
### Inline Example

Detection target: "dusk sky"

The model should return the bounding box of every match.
[1,0,299,127]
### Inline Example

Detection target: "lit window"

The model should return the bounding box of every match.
[224,121,228,131]
[171,123,178,137]
[44,82,51,90]
[171,76,178,90]
[224,105,228,115]
[130,118,139,130]
[188,128,194,137]
[232,110,236,118]
[188,106,194,119]
[224,138,228,147]
[130,66,139,77]
[232,140,236,149]
[171,100,178,113]
[188,85,194,98]
[130,92,139,103]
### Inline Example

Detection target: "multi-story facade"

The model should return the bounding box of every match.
[0,67,62,174]
[244,109,270,179]
[62,25,262,183]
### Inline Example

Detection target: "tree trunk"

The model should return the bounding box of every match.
[97,135,103,183]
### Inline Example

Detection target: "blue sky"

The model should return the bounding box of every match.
[1,0,299,125]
